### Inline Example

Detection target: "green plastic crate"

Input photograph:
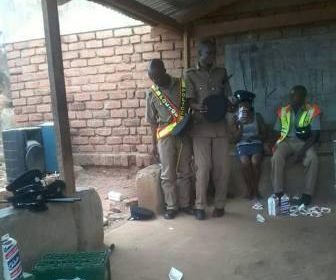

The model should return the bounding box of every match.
[32,250,111,280]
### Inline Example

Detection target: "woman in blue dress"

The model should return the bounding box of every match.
[233,90,267,200]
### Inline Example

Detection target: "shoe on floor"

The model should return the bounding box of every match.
[180,207,194,215]
[212,208,225,218]
[164,209,178,220]
[194,209,206,220]
[299,193,312,206]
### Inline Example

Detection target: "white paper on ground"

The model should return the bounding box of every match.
[256,214,265,223]
[169,267,183,280]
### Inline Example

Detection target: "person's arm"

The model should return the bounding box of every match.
[231,117,243,143]
[256,113,267,142]
[145,92,160,162]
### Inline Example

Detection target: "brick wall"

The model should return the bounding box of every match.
[5,25,196,167]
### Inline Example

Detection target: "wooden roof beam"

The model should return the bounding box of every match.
[193,5,336,37]
[92,0,183,33]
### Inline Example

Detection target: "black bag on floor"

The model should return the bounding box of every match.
[130,206,155,221]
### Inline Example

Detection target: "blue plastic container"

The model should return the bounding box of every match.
[40,122,59,173]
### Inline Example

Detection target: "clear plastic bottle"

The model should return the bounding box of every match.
[1,234,23,280]
[280,194,290,215]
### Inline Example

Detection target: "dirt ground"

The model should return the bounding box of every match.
[75,166,139,228]
[105,199,336,280]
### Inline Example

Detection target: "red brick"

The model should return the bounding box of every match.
[122,55,131,63]
[112,127,129,135]
[70,59,87,67]
[136,144,148,153]
[86,101,104,110]
[11,83,24,91]
[105,119,122,127]
[44,113,53,121]
[141,33,161,43]
[137,127,147,135]
[89,136,105,144]
[106,136,122,144]
[119,80,136,89]
[77,145,95,152]
[22,106,36,114]
[37,104,51,112]
[30,55,45,64]
[9,67,22,75]
[88,75,104,83]
[128,109,135,118]
[21,49,35,57]
[81,84,99,92]
[5,44,13,52]
[104,56,122,64]
[134,43,153,53]
[28,97,43,105]
[123,136,140,144]
[103,38,121,46]
[68,42,85,51]
[63,61,70,68]
[142,52,161,60]
[96,128,112,136]
[99,83,117,90]
[72,136,89,145]
[65,68,81,77]
[134,25,151,35]
[86,40,103,48]
[15,114,29,122]
[38,64,48,71]
[70,76,89,85]
[123,118,141,126]
[120,145,132,152]
[88,58,104,66]
[11,91,20,99]
[135,91,146,98]
[29,113,43,122]
[21,64,38,74]
[127,91,135,98]
[91,92,109,101]
[96,48,114,57]
[122,38,130,45]
[115,45,133,55]
[15,58,30,66]
[78,32,95,41]
[76,111,92,119]
[63,51,79,60]
[80,67,98,75]
[43,96,51,103]
[62,34,78,43]
[131,53,142,62]
[105,73,132,82]
[116,63,135,72]
[66,86,81,93]
[71,120,86,128]
[14,107,22,114]
[79,128,95,136]
[96,30,113,39]
[35,47,46,55]
[130,35,141,44]
[105,100,121,109]
[97,65,115,74]
[110,91,127,99]
[142,136,152,144]
[136,79,152,89]
[162,50,181,59]
[7,51,20,59]
[74,93,91,102]
[154,42,174,51]
[114,28,133,37]
[79,49,96,58]
[92,110,110,119]
[111,109,128,118]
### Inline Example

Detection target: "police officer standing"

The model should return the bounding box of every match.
[185,39,233,220]
[146,59,194,219]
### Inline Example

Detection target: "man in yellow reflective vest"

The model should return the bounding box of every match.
[145,59,193,219]
[272,85,321,205]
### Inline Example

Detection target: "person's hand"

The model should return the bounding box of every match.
[294,149,306,163]
[190,103,208,113]
[151,145,160,163]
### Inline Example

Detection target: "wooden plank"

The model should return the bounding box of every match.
[183,26,191,70]
[41,0,75,196]
[194,5,336,37]
[92,0,183,33]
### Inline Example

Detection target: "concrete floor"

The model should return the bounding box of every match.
[105,199,336,280]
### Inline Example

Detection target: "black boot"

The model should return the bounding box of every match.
[194,209,206,220]
[180,207,194,215]
[164,209,178,220]
[299,193,312,206]
[212,208,225,218]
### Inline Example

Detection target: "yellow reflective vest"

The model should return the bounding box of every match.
[276,104,321,144]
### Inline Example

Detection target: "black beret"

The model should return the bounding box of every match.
[234,90,256,103]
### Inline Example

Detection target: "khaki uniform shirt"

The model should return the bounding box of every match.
[146,76,181,127]
[185,65,232,137]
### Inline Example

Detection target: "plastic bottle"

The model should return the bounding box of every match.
[1,234,23,280]
[280,194,290,215]
[267,195,277,216]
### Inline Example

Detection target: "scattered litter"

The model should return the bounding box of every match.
[169,267,183,280]
[321,207,331,214]
[292,195,300,200]
[108,191,125,202]
[256,214,265,223]
[268,195,279,216]
[289,204,332,218]
[252,201,264,210]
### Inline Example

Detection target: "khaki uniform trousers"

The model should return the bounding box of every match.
[158,135,193,210]
[193,136,231,210]
[271,138,319,195]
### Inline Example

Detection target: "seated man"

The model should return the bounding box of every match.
[272,85,321,205]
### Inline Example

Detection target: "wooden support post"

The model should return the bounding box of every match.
[183,26,191,70]
[41,0,75,195]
